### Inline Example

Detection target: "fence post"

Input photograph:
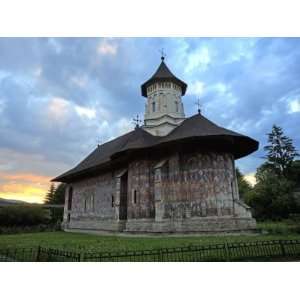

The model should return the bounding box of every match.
[159,249,164,262]
[36,246,41,262]
[47,248,52,262]
[224,243,230,262]
[279,240,286,257]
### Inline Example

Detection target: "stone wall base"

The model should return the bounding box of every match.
[63,216,256,234]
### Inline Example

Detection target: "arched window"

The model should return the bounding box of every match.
[152,102,156,112]
[175,101,179,112]
[68,187,73,210]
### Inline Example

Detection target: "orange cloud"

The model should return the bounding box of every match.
[0,172,52,203]
[0,183,47,203]
[0,172,52,184]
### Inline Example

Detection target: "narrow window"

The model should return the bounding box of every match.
[90,194,95,211]
[68,187,73,210]
[111,195,114,207]
[175,101,179,112]
[84,198,87,212]
[133,190,137,204]
[152,102,156,112]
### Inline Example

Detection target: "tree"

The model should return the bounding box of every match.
[244,125,300,220]
[264,125,299,177]
[53,183,66,204]
[289,160,300,184]
[236,168,252,200]
[245,173,297,220]
[44,183,56,204]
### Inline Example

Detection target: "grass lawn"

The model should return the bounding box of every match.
[0,221,299,252]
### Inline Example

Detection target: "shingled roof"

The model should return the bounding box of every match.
[141,60,187,97]
[52,113,259,183]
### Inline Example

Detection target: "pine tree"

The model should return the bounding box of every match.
[44,183,56,204]
[264,125,299,177]
[53,183,66,204]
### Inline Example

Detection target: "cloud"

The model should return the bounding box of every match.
[47,97,71,123]
[185,46,211,73]
[288,99,300,113]
[0,37,300,201]
[244,172,257,187]
[0,183,46,203]
[97,39,118,55]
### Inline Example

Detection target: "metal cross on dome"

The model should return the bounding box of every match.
[159,48,166,61]
[133,114,142,128]
[195,98,202,114]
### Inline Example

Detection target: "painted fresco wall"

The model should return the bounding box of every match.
[63,151,250,231]
[157,152,238,220]
[63,172,116,223]
[127,160,155,219]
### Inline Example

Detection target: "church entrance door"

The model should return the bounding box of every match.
[119,172,128,220]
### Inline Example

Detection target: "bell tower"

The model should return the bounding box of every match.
[141,55,188,136]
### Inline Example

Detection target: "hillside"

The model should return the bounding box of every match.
[0,198,28,206]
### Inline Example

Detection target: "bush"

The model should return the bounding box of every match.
[0,206,51,227]
[257,220,300,235]
[245,175,299,220]
[0,223,61,235]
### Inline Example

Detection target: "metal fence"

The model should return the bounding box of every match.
[0,239,300,262]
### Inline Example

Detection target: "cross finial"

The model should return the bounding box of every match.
[195,98,202,114]
[97,138,102,148]
[133,114,142,128]
[159,48,166,61]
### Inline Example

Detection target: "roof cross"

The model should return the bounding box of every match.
[195,98,202,114]
[133,114,142,128]
[159,48,166,61]
[97,138,102,148]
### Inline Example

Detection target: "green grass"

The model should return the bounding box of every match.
[0,221,300,252]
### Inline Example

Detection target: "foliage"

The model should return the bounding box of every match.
[44,183,66,205]
[53,183,66,204]
[289,160,300,184]
[244,125,300,220]
[257,220,300,235]
[44,183,56,204]
[236,168,252,200]
[49,207,64,224]
[0,223,61,235]
[245,173,298,220]
[0,206,51,227]
[263,125,299,177]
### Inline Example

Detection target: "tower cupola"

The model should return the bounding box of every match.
[141,57,188,136]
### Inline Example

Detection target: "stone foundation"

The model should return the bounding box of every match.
[63,216,256,234]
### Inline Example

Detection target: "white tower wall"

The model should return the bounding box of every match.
[143,81,185,136]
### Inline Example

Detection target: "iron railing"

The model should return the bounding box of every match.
[0,239,300,262]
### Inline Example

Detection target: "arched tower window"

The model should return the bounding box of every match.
[175,101,179,112]
[152,101,156,112]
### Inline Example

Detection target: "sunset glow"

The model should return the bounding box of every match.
[0,172,52,203]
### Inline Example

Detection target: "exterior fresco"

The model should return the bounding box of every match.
[63,151,255,233]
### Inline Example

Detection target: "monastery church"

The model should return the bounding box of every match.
[53,55,259,233]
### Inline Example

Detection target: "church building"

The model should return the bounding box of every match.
[53,56,259,233]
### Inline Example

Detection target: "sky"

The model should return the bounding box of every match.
[0,37,299,203]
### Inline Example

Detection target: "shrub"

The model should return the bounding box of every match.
[0,224,61,235]
[0,206,51,227]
